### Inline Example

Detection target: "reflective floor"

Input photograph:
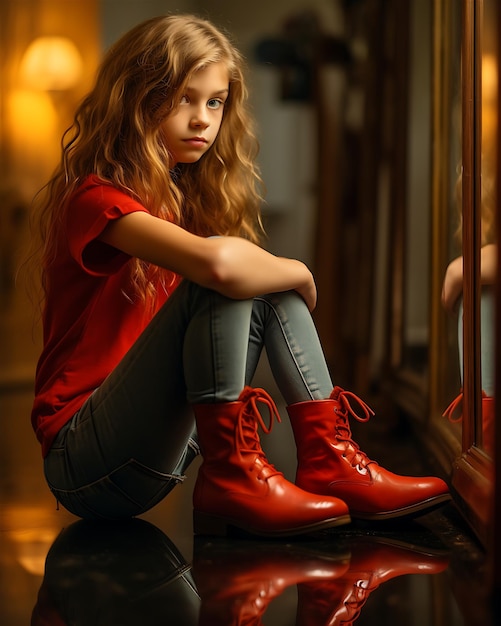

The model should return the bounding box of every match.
[0,382,496,626]
[0,286,496,625]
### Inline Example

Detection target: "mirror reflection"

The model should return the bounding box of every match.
[32,519,452,625]
[441,4,464,443]
[477,0,497,456]
[442,0,497,458]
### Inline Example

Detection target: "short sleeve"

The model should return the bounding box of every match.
[65,176,149,276]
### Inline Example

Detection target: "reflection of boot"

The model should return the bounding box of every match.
[288,387,451,520]
[295,537,450,626]
[443,390,494,455]
[193,387,350,537]
[481,395,494,457]
[442,390,464,424]
[31,519,200,626]
[193,538,351,626]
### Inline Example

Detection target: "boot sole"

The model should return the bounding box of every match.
[193,511,352,538]
[349,493,452,521]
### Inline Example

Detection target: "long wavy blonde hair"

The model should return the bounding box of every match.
[30,14,264,303]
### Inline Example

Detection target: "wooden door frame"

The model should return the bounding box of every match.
[448,0,494,548]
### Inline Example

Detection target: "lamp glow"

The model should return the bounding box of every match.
[20,36,83,91]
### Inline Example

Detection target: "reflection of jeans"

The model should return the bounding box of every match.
[32,519,200,625]
[458,288,495,396]
[44,280,333,519]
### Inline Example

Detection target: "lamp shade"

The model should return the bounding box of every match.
[20,36,83,91]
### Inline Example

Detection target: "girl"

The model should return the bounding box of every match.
[30,14,449,537]
[442,156,497,456]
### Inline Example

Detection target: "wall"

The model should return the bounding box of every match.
[404,0,432,349]
[1,0,100,200]
[0,0,101,381]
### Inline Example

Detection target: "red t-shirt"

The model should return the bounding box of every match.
[31,175,178,457]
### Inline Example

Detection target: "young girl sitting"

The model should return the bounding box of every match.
[30,14,450,537]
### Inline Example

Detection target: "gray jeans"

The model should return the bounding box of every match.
[44,280,333,519]
[457,288,495,395]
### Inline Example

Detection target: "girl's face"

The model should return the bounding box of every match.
[161,62,229,166]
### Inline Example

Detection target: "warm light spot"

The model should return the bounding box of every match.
[482,53,498,105]
[7,89,57,145]
[20,36,83,91]
[3,505,75,576]
[8,528,58,576]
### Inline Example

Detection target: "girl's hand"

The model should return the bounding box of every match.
[442,244,497,314]
[293,264,317,312]
[442,256,463,313]
[480,243,497,285]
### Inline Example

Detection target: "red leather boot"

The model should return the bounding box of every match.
[193,539,350,625]
[287,386,450,520]
[192,387,351,537]
[443,390,494,456]
[295,538,449,625]
[482,395,494,457]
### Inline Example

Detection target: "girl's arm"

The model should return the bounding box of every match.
[441,243,497,313]
[441,256,463,313]
[100,211,317,310]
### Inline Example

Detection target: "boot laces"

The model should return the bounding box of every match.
[330,387,376,470]
[442,391,463,423]
[338,577,375,625]
[236,387,282,478]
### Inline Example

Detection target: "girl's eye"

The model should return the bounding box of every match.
[207,98,224,110]
[179,95,189,104]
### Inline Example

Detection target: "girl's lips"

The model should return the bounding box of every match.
[184,137,208,146]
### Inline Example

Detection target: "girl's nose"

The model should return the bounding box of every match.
[190,108,209,128]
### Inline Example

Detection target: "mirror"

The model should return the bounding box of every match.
[441,0,497,460]
[441,2,463,445]
[446,0,495,546]
[477,0,497,457]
